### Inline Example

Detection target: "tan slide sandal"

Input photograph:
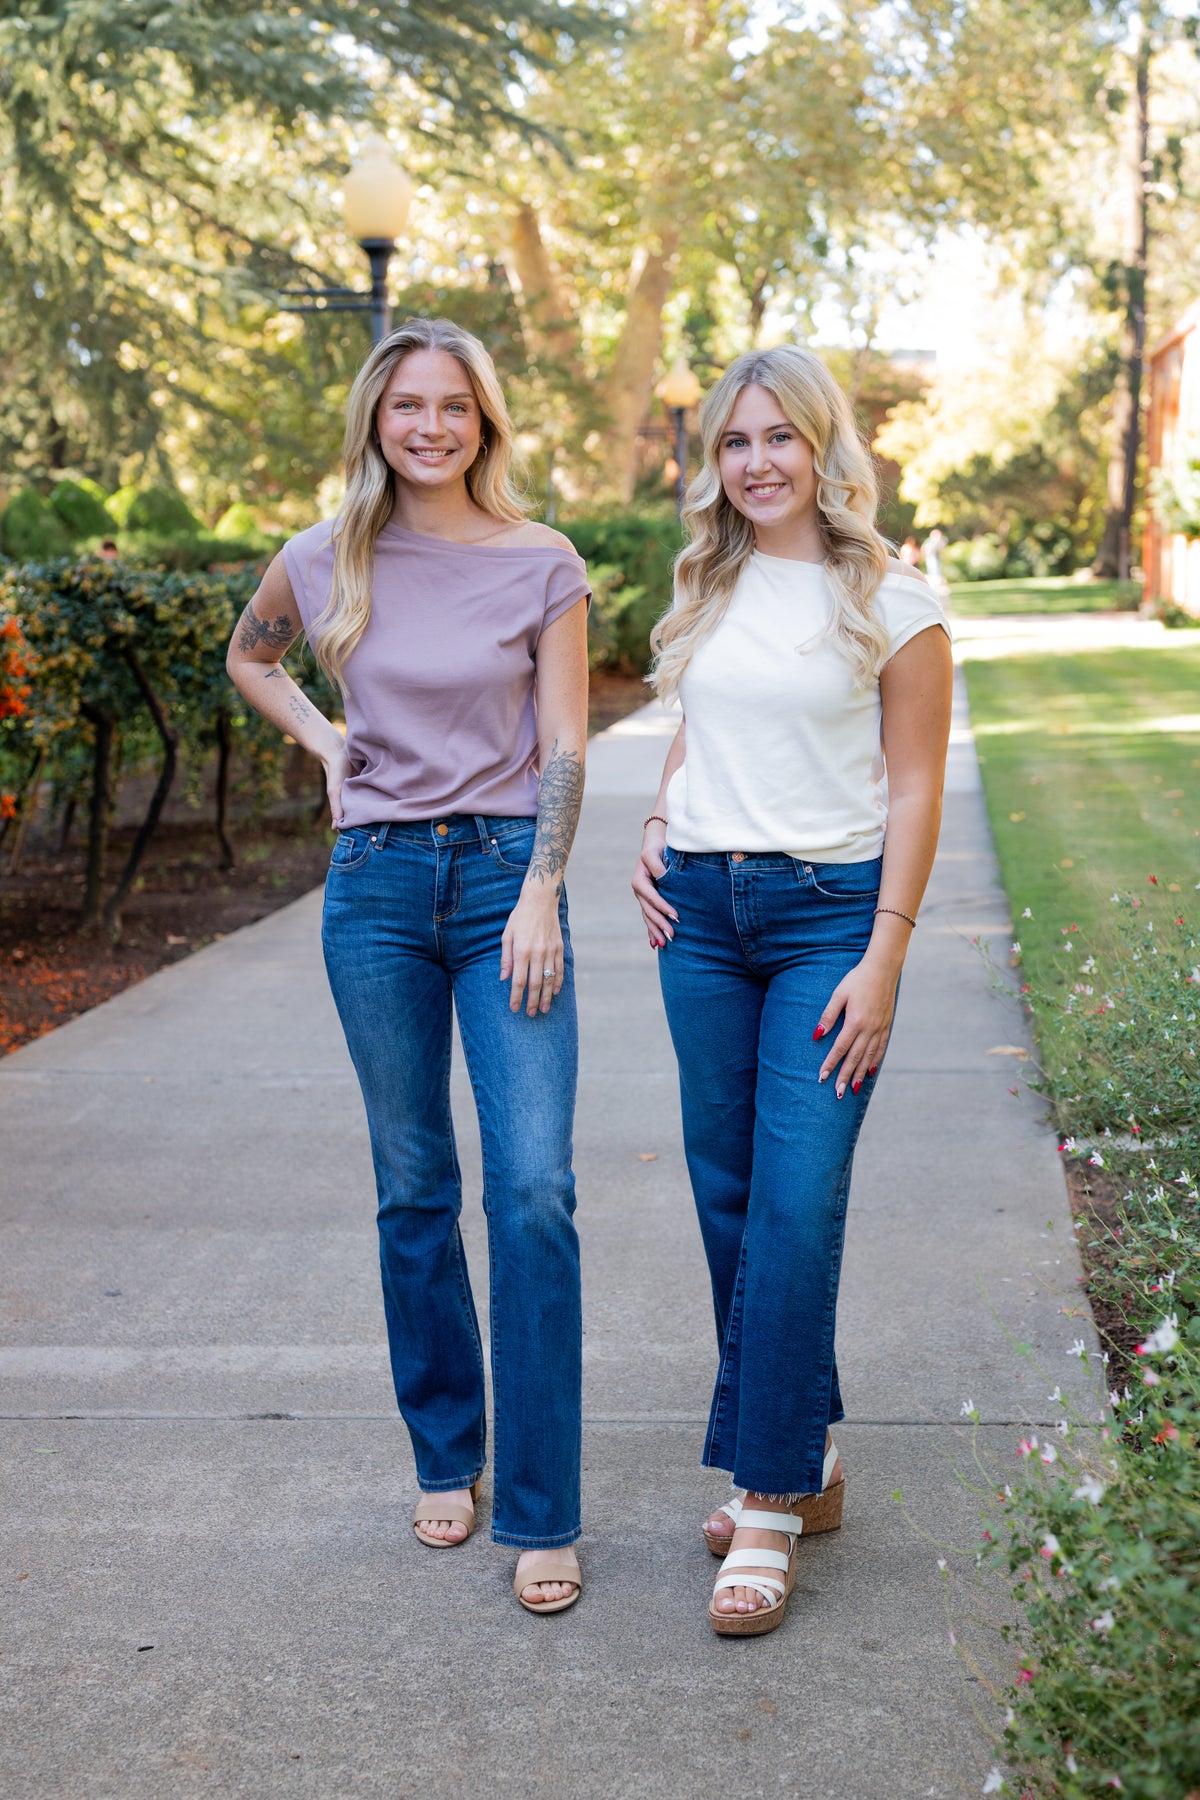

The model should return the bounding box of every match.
[513,1558,582,1616]
[412,1478,482,1548]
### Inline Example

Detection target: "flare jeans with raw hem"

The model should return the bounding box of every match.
[655,845,886,1499]
[321,814,581,1549]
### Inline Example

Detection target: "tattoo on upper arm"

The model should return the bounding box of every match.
[263,666,284,680]
[237,604,297,656]
[529,739,584,893]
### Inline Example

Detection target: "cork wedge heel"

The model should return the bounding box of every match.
[702,1439,845,1555]
[412,1478,482,1548]
[708,1502,804,1638]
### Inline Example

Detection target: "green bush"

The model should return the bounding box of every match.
[107,483,198,536]
[557,510,682,672]
[980,896,1200,1798]
[119,532,271,572]
[214,502,265,542]
[0,490,74,559]
[48,479,116,539]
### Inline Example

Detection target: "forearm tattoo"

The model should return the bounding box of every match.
[528,738,584,894]
[287,692,313,726]
[236,604,297,655]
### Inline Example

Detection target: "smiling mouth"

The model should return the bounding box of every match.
[407,446,457,461]
[745,482,786,498]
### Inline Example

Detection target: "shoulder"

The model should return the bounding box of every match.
[884,556,929,585]
[492,520,581,556]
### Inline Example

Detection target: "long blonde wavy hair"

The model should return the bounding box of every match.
[650,346,891,701]
[311,316,527,689]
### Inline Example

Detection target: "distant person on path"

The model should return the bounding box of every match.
[899,532,922,567]
[631,346,952,1637]
[227,317,590,1616]
[922,526,946,584]
[98,539,119,561]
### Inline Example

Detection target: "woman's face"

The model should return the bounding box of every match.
[375,348,484,490]
[717,382,817,533]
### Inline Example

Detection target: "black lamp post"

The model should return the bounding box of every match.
[280,138,413,346]
[658,354,703,517]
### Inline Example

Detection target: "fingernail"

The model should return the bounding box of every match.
[818,1071,829,1083]
[868,1065,878,1076]
[813,1026,826,1041]
[852,1080,862,1094]
[836,1085,845,1099]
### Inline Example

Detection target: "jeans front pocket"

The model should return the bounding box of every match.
[329,827,375,873]
[803,855,883,900]
[487,821,538,874]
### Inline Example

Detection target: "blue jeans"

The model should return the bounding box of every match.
[656,848,885,1497]
[321,815,581,1548]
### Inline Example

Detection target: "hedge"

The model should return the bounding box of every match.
[0,558,336,934]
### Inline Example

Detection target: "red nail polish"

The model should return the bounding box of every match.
[868,1065,878,1076]
[813,1026,826,1041]
[852,1080,862,1094]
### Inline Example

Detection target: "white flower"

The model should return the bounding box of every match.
[1138,1316,1179,1355]
[1081,956,1096,974]
[1010,941,1021,956]
[1067,1339,1087,1357]
[961,1397,977,1416]
[1091,1609,1115,1633]
[1047,1386,1062,1402]
[1073,1477,1106,1505]
[1041,1531,1060,1556]
[1040,1443,1058,1463]
[1056,1419,1070,1437]
[937,1557,947,1571]
[982,1769,1005,1795]
[1089,1151,1105,1168]
[1066,1754,1079,1774]
[1021,907,1032,919]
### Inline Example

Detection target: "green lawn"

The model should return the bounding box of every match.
[949,575,1142,616]
[963,642,1200,991]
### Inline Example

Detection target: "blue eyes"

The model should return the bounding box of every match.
[725,432,792,448]
[392,401,468,413]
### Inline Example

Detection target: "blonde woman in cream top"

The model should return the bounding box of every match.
[631,346,952,1639]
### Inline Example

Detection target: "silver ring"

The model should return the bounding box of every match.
[542,967,554,979]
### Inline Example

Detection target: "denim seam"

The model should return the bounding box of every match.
[491,1526,581,1549]
[417,1473,484,1494]
[435,997,488,1479]
[453,1016,505,1509]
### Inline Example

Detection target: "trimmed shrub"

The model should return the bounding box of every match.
[49,479,116,539]
[214,502,265,542]
[0,490,74,560]
[107,484,198,536]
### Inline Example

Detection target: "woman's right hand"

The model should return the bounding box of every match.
[631,822,677,949]
[324,741,355,829]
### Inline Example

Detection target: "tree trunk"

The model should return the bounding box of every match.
[101,649,178,935]
[214,708,236,870]
[79,703,114,931]
[57,793,77,854]
[1094,17,1151,581]
[6,748,46,874]
[604,232,680,504]
[503,202,579,372]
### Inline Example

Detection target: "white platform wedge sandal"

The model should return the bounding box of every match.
[702,1438,844,1556]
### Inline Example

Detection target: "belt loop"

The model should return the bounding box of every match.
[375,823,390,850]
[473,814,491,853]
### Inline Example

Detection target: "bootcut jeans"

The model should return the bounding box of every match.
[655,846,887,1498]
[321,814,581,1548]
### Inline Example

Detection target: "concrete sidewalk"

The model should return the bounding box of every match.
[1,681,1099,1800]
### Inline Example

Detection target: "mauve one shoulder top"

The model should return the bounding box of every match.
[282,520,591,828]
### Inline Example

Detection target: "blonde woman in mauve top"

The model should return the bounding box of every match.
[631,345,952,1637]
[227,318,589,1615]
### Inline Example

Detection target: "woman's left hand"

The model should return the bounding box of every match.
[501,888,565,1017]
[814,955,900,1098]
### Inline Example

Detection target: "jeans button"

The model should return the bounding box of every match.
[436,823,449,837]
[731,852,746,863]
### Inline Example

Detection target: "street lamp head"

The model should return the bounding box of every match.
[343,136,413,244]
[658,354,702,412]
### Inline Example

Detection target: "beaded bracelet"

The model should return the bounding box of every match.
[875,906,917,929]
[643,813,669,831]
